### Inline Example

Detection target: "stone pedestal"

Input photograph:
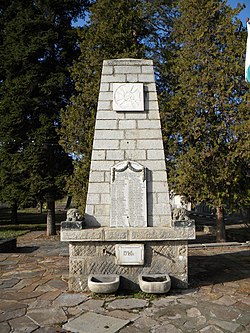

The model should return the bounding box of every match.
[62,223,195,291]
[61,59,195,292]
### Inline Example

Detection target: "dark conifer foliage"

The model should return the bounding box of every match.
[59,0,175,211]
[165,0,249,241]
[0,0,89,232]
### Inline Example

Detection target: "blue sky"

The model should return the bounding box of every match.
[228,0,249,23]
[74,1,249,27]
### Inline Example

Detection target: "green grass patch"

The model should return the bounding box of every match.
[0,207,65,239]
[130,290,159,300]
[0,223,46,239]
[0,229,29,239]
[89,290,160,300]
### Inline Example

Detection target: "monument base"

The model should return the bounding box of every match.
[67,240,189,292]
[61,224,195,292]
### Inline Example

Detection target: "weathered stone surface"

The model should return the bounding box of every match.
[199,326,224,333]
[208,319,241,333]
[9,315,39,332]
[0,300,27,312]
[46,279,68,291]
[110,161,147,228]
[107,298,148,310]
[116,244,144,265]
[83,58,173,229]
[132,316,159,331]
[0,322,11,333]
[61,226,195,242]
[0,291,44,301]
[0,307,26,323]
[0,232,250,332]
[107,310,140,322]
[118,325,150,333]
[52,293,88,307]
[212,295,237,306]
[35,284,57,292]
[153,305,186,323]
[27,307,67,326]
[113,83,144,111]
[88,274,120,294]
[151,296,178,307]
[37,290,62,301]
[183,315,207,329]
[201,302,241,322]
[28,300,51,309]
[104,59,152,66]
[186,307,202,317]
[237,295,250,306]
[105,229,129,241]
[178,297,197,306]
[63,312,129,333]
[153,324,182,333]
[10,270,45,279]
[78,299,105,312]
[138,273,171,294]
[0,278,20,289]
[67,241,189,291]
[32,327,68,333]
[61,228,103,241]
[61,221,84,230]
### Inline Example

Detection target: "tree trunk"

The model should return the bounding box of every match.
[11,202,18,224]
[46,195,56,236]
[65,196,72,210]
[216,206,226,242]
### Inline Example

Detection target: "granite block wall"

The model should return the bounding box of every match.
[85,59,172,228]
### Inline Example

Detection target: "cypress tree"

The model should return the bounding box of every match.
[165,0,249,241]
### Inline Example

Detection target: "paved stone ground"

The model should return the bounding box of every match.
[0,231,249,333]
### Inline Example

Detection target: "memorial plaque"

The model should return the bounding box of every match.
[113,83,144,111]
[115,244,144,265]
[110,161,147,227]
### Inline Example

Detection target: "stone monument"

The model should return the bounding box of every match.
[61,59,195,292]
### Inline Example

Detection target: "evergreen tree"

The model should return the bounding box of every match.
[0,0,88,232]
[165,0,249,241]
[59,0,175,212]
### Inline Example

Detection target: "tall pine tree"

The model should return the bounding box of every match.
[0,0,89,232]
[165,0,249,241]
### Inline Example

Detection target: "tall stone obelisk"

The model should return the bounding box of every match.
[85,58,172,228]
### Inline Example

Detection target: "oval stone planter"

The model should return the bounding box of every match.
[138,274,171,294]
[88,274,120,294]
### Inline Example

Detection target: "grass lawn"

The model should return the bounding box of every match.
[0,207,66,239]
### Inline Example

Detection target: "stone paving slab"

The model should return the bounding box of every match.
[63,312,130,333]
[9,315,39,332]
[106,298,148,310]
[0,231,249,332]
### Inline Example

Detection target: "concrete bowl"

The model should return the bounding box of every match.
[138,274,171,294]
[88,274,120,293]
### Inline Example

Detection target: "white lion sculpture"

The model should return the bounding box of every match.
[66,208,83,222]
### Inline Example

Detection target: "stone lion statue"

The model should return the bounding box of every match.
[66,208,83,222]
[172,207,190,221]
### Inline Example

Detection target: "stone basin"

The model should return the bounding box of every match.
[88,274,120,294]
[138,274,171,294]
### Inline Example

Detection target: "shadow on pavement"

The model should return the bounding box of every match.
[16,246,39,253]
[189,249,250,287]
